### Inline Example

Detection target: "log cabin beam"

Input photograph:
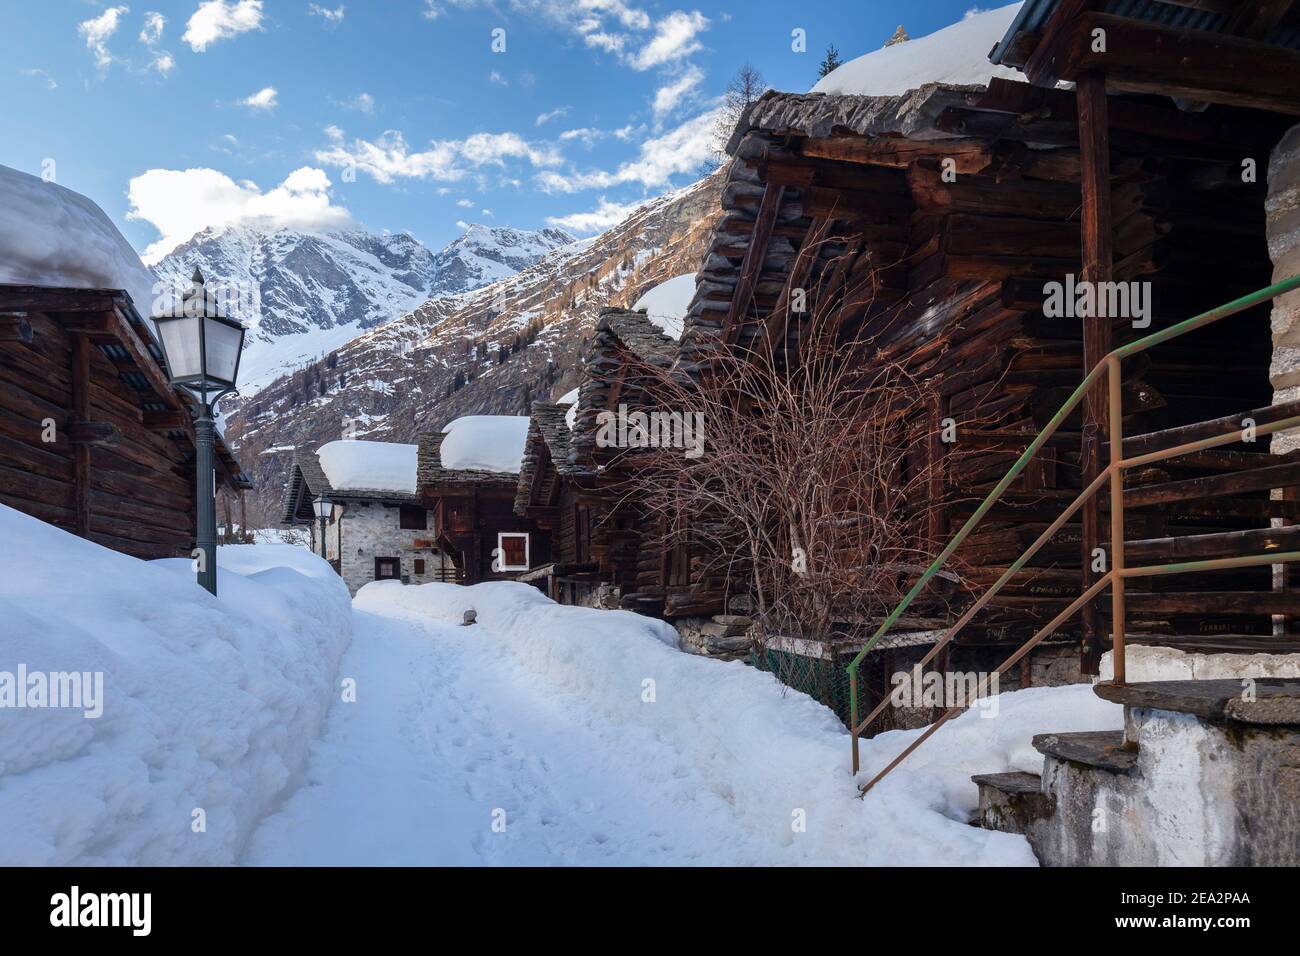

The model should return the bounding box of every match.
[71,334,91,538]
[722,183,785,345]
[142,410,192,431]
[1058,13,1300,114]
[1077,69,1112,674]
[1023,0,1103,87]
[68,421,124,446]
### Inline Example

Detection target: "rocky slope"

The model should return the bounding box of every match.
[224,172,724,523]
[153,223,574,395]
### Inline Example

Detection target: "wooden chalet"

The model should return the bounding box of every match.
[513,401,604,603]
[517,307,738,617]
[0,284,252,560]
[670,9,1300,717]
[418,431,550,584]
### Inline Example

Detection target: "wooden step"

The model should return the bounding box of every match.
[1094,679,1300,724]
[1031,730,1137,773]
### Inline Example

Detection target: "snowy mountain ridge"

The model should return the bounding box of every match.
[151,222,575,395]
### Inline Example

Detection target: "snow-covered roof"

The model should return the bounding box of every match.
[316,440,418,494]
[439,416,531,473]
[0,163,158,318]
[633,273,696,341]
[810,4,1026,97]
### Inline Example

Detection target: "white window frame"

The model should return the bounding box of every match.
[496,532,530,571]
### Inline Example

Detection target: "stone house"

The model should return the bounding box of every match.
[281,440,453,595]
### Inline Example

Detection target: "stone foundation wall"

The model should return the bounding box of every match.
[1029,707,1300,866]
[1268,122,1300,452]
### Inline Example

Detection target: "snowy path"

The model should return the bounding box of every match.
[243,581,1121,866]
[244,599,780,865]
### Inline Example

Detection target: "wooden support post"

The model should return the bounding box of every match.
[1077,70,1112,675]
[71,333,92,539]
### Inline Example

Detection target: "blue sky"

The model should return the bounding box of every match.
[1,0,988,262]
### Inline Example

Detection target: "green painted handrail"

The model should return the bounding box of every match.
[845,273,1300,705]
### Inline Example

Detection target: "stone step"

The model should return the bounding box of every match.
[970,771,1053,834]
[1031,730,1138,773]
[1094,679,1300,725]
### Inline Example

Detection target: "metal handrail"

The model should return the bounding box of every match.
[847,273,1300,777]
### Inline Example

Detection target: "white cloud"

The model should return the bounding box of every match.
[630,10,709,70]
[489,70,507,86]
[316,129,563,185]
[559,127,604,147]
[536,107,719,193]
[240,86,278,110]
[481,208,493,217]
[139,11,166,44]
[344,92,375,113]
[79,6,130,69]
[535,106,569,126]
[456,198,475,207]
[19,68,58,90]
[652,64,702,118]
[138,11,175,74]
[308,3,346,23]
[128,166,351,263]
[546,196,641,234]
[149,51,177,74]
[183,0,264,52]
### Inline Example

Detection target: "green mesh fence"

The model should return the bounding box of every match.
[749,645,856,728]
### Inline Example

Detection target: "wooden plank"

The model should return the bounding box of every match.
[1059,12,1300,114]
[1076,69,1112,675]
[1023,0,1103,86]
[71,334,91,537]
[1124,460,1300,508]
[722,183,785,345]
[0,314,34,344]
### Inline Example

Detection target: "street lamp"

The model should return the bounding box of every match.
[313,497,332,561]
[153,268,246,596]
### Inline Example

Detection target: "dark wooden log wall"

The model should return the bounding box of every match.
[0,309,198,559]
[671,84,1289,651]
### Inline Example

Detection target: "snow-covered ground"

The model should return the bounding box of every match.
[0,505,352,866]
[246,580,1122,866]
[0,503,1124,867]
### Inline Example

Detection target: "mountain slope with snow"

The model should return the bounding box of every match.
[152,224,575,395]
[225,172,723,521]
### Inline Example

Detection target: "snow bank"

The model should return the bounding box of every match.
[0,505,352,865]
[356,580,1121,865]
[633,273,695,340]
[317,439,417,493]
[0,163,158,317]
[811,4,1025,96]
[440,415,530,473]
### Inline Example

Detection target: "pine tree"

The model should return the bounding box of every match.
[818,44,843,79]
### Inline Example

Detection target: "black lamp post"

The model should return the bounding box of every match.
[153,269,246,596]
[313,497,331,561]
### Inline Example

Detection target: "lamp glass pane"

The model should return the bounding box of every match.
[204,317,244,386]
[157,315,203,380]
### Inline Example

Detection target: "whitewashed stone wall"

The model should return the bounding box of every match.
[309,500,449,596]
[1269,123,1300,453]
